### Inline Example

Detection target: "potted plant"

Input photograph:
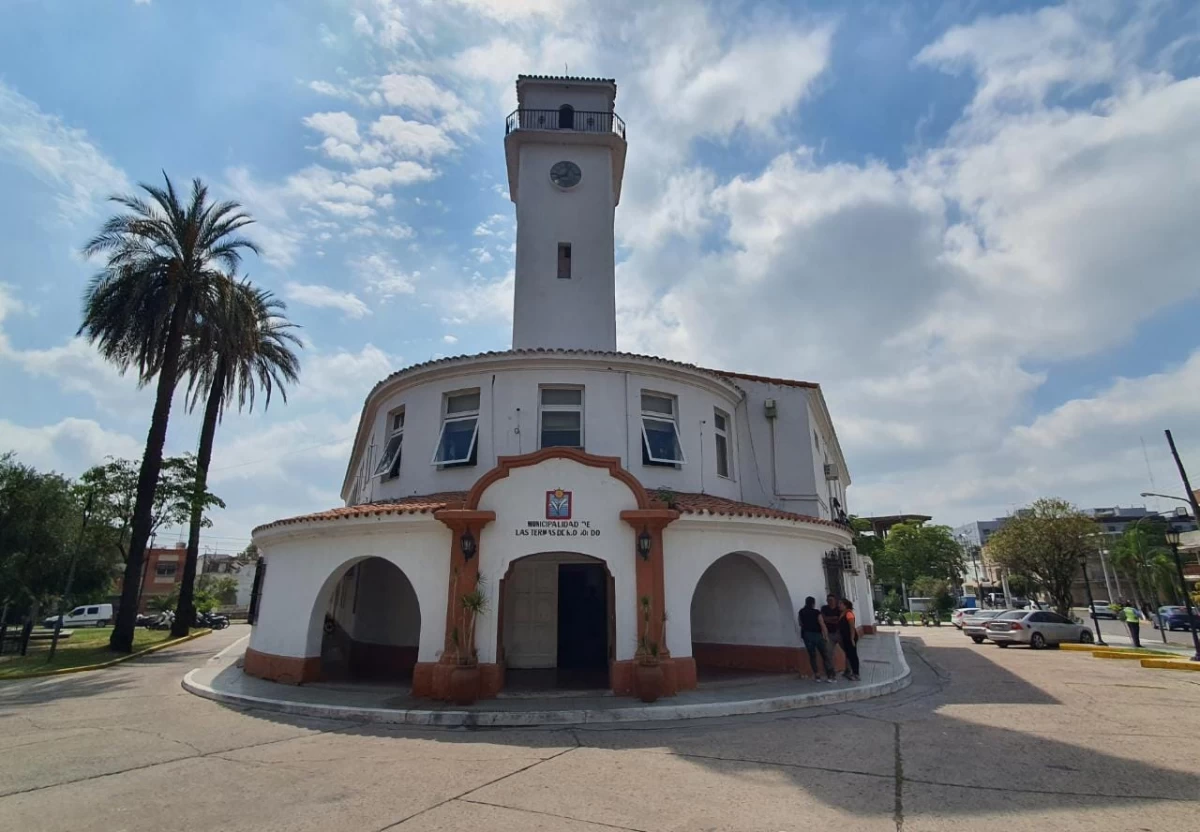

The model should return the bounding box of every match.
[450,573,488,706]
[634,595,664,703]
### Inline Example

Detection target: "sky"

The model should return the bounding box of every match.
[1,0,1199,554]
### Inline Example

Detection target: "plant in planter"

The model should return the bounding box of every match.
[652,487,678,510]
[634,595,665,703]
[449,572,488,706]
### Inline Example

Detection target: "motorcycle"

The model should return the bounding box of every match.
[195,610,230,630]
[145,610,174,630]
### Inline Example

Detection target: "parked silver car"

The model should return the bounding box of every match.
[984,610,1094,649]
[961,609,1006,643]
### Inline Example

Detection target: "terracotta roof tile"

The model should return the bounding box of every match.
[253,492,468,534]
[671,493,847,529]
[255,491,846,536]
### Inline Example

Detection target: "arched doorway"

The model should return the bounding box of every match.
[558,104,574,130]
[500,552,613,690]
[689,552,797,677]
[315,557,421,682]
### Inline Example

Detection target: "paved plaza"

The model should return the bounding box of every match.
[2,625,1198,831]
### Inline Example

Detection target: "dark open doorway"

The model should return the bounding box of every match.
[558,563,608,671]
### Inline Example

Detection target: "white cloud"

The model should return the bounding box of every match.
[284,282,372,319]
[354,253,418,297]
[442,334,459,344]
[0,283,24,354]
[447,0,566,23]
[302,111,361,144]
[347,161,437,189]
[436,270,514,327]
[351,0,409,48]
[0,80,130,221]
[0,417,142,476]
[294,344,399,402]
[473,213,510,236]
[369,115,456,159]
[378,73,480,133]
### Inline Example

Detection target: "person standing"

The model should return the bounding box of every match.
[839,599,861,681]
[821,593,842,657]
[1121,600,1142,648]
[798,596,837,682]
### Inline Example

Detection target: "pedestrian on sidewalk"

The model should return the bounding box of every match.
[799,596,837,682]
[821,593,842,658]
[839,599,861,681]
[1122,600,1141,648]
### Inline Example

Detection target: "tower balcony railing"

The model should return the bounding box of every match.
[505,108,626,139]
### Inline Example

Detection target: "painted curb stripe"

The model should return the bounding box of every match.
[0,629,212,681]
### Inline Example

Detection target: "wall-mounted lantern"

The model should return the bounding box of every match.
[460,529,477,561]
[637,529,653,561]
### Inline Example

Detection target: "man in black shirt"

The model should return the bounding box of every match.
[821,594,842,652]
[799,596,836,682]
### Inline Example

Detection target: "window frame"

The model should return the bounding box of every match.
[155,562,178,578]
[640,391,686,467]
[431,389,481,467]
[557,242,572,279]
[538,386,584,450]
[374,407,405,480]
[713,407,733,480]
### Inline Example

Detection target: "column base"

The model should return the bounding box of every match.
[412,660,504,700]
[243,647,322,685]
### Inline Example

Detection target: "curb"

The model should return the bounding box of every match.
[0,629,212,681]
[1139,657,1200,672]
[1060,644,1180,659]
[182,634,912,727]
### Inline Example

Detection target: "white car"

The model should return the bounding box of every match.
[952,607,982,629]
[961,609,1006,643]
[42,603,113,629]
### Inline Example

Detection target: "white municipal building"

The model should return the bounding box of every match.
[245,75,874,700]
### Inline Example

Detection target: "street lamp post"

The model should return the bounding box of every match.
[1164,529,1200,662]
[1079,553,1107,647]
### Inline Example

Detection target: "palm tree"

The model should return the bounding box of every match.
[171,277,301,636]
[80,175,258,652]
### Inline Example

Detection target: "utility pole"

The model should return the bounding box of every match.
[1163,429,1200,662]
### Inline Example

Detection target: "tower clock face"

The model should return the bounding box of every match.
[550,160,582,189]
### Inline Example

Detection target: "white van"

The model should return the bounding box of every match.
[42,603,113,628]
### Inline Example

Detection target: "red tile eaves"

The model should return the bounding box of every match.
[255,492,847,535]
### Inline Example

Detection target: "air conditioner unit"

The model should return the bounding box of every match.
[824,463,839,480]
[839,547,855,571]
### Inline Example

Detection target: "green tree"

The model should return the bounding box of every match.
[1108,520,1180,608]
[986,498,1096,617]
[80,174,258,652]
[235,542,259,565]
[197,573,239,606]
[0,455,118,620]
[78,454,222,566]
[875,522,963,589]
[849,516,884,561]
[172,278,300,636]
[911,577,955,614]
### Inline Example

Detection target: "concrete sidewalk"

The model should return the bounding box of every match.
[183,632,911,726]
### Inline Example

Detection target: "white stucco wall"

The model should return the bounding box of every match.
[351,359,749,505]
[663,516,851,658]
[519,83,613,113]
[513,140,617,351]
[689,553,793,647]
[249,517,451,661]
[474,457,640,663]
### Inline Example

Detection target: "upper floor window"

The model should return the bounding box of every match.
[432,390,479,467]
[713,408,732,479]
[374,408,404,480]
[641,392,685,466]
[540,387,583,449]
[558,104,574,129]
[156,562,177,577]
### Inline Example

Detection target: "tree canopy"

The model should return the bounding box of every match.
[986,498,1095,616]
[874,522,963,589]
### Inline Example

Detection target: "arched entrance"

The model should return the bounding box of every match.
[558,103,574,129]
[314,556,421,682]
[499,552,613,690]
[689,552,797,676]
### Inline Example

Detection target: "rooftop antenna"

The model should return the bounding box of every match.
[1140,435,1159,511]
[564,63,569,75]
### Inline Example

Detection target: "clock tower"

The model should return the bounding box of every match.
[505,75,627,351]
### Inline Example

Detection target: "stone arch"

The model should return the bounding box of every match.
[688,551,799,674]
[308,555,422,682]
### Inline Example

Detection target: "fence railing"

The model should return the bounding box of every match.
[505,108,626,138]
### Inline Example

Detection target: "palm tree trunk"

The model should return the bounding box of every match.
[172,360,226,637]
[110,299,189,653]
